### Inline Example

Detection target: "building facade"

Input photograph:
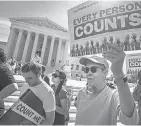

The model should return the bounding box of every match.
[69,57,86,80]
[5,17,69,73]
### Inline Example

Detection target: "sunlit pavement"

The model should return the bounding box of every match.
[12,75,135,126]
[68,122,125,126]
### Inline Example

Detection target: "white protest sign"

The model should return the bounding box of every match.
[126,53,141,74]
[12,100,45,125]
[68,1,141,57]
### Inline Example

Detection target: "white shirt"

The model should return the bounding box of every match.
[20,82,55,112]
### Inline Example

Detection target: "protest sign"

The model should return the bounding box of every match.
[126,53,141,74]
[68,1,141,57]
[0,89,45,125]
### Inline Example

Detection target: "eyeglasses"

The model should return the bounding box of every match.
[83,66,105,73]
[52,73,59,78]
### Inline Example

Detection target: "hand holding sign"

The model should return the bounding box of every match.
[102,43,125,79]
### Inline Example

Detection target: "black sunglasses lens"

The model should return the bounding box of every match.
[84,67,89,73]
[91,66,97,73]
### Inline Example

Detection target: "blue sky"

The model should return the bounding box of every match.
[0,1,87,42]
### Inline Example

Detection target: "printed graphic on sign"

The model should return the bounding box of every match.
[12,100,45,125]
[68,1,141,57]
[126,53,141,74]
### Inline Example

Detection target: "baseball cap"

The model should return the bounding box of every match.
[79,56,109,70]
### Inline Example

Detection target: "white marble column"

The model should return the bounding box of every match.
[47,36,55,66]
[13,29,23,60]
[5,27,15,58]
[55,38,62,64]
[41,35,48,64]
[63,40,69,64]
[31,33,39,60]
[22,31,32,62]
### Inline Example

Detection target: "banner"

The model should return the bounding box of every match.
[126,53,141,74]
[0,89,45,125]
[68,1,141,57]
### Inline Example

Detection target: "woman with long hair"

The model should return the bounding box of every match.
[51,70,70,125]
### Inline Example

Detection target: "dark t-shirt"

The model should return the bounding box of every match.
[55,88,67,107]
[0,64,15,91]
[0,64,15,111]
[53,87,67,125]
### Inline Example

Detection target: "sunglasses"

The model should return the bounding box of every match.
[83,66,105,73]
[52,73,59,78]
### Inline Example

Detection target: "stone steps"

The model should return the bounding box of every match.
[4,102,14,110]
[11,90,21,96]
[4,95,19,103]
[67,87,81,123]
[69,106,77,113]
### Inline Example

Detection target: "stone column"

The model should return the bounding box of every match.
[13,29,23,60]
[55,38,62,64]
[41,35,48,64]
[63,40,69,64]
[5,27,15,58]
[22,31,32,62]
[47,36,55,66]
[31,33,39,60]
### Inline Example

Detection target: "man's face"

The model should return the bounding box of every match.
[22,71,39,87]
[85,62,107,88]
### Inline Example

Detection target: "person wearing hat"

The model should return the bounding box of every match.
[75,43,138,125]
[51,70,70,125]
[0,48,18,117]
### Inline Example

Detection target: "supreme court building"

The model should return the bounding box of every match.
[5,17,69,70]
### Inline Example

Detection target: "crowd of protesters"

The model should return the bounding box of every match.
[0,41,141,125]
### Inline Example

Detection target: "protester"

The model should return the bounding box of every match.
[75,43,138,125]
[21,62,55,125]
[63,78,71,125]
[0,48,18,117]
[41,65,50,86]
[15,62,22,75]
[51,70,70,125]
[133,70,141,125]
[9,59,16,74]
[31,52,41,64]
